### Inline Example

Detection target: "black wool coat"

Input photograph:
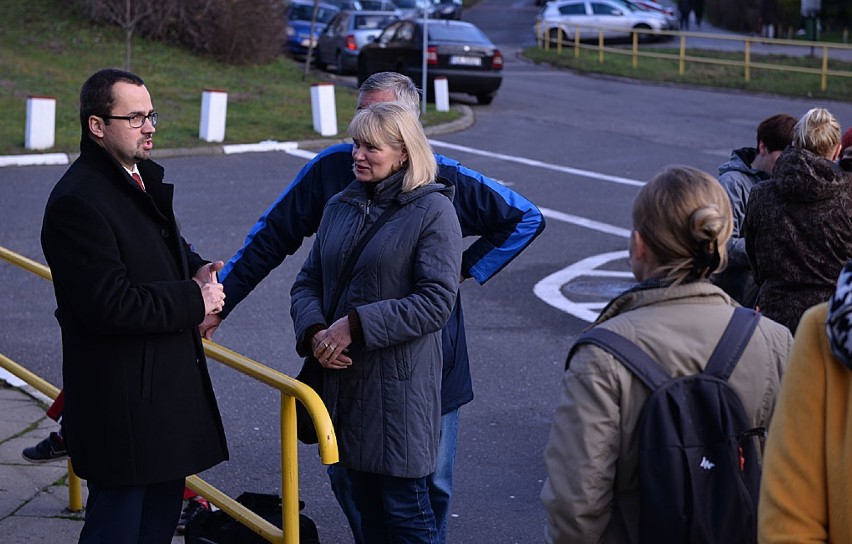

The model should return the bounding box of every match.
[41,135,228,486]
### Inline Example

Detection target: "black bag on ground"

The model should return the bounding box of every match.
[295,355,323,444]
[569,307,763,544]
[184,491,319,544]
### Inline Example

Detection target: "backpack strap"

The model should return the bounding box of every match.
[703,307,761,381]
[570,328,671,391]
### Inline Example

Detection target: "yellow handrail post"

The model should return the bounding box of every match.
[632,31,638,69]
[574,29,580,58]
[679,34,686,75]
[744,40,751,83]
[557,27,563,55]
[68,461,84,512]
[281,395,299,544]
[821,45,829,91]
[544,24,550,51]
[598,30,604,63]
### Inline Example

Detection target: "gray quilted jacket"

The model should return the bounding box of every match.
[712,147,769,306]
[290,169,462,478]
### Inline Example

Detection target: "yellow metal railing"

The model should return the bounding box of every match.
[533,23,852,92]
[0,245,338,544]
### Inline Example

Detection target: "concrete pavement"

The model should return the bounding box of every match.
[0,377,190,543]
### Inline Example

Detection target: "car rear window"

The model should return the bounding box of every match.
[354,14,397,29]
[428,24,489,44]
[290,5,338,23]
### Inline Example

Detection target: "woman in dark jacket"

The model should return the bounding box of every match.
[290,102,462,542]
[744,107,852,333]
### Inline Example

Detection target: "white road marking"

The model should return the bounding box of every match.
[285,144,634,322]
[534,250,632,323]
[428,139,646,187]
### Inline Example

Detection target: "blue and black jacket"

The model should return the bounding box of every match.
[220,142,545,413]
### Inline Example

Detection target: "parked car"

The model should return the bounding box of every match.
[358,19,503,105]
[285,0,341,58]
[317,10,399,74]
[534,0,676,43]
[631,0,676,17]
[360,0,400,11]
[393,0,435,19]
[430,0,463,20]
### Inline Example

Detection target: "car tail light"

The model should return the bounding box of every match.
[427,46,438,65]
[345,35,357,51]
[492,49,504,70]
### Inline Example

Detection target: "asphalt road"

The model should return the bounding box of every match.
[3,1,852,542]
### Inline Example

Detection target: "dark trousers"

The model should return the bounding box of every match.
[78,477,185,544]
[349,469,437,544]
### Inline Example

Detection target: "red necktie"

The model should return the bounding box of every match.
[131,172,145,191]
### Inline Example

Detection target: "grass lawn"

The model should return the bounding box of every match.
[523,40,852,102]
[0,0,459,156]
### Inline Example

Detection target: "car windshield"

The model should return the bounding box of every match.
[354,14,397,29]
[289,4,339,23]
[427,24,489,44]
[394,0,429,9]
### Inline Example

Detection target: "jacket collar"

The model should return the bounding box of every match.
[594,280,732,326]
[79,134,165,191]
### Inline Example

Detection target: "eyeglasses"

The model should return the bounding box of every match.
[103,112,159,128]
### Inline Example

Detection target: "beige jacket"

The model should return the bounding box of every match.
[541,281,792,544]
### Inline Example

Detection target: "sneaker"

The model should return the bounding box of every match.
[176,495,211,535]
[21,432,67,463]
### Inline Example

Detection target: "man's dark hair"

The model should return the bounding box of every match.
[79,68,145,134]
[756,113,796,153]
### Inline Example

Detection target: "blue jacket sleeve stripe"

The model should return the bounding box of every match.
[219,143,354,316]
[437,154,545,284]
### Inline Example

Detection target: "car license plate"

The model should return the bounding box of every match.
[449,55,481,66]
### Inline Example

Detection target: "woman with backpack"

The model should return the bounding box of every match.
[540,165,792,543]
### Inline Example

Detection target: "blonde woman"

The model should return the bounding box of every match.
[744,107,852,333]
[541,166,792,543]
[290,102,462,542]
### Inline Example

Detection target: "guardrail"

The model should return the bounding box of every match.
[533,23,852,92]
[0,245,338,544]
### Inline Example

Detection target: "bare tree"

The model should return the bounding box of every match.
[83,0,154,71]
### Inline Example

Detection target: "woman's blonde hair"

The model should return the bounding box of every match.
[348,102,436,192]
[793,107,841,158]
[632,166,733,285]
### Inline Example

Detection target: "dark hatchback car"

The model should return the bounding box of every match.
[357,19,503,105]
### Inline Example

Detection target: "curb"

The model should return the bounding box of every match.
[0,105,474,168]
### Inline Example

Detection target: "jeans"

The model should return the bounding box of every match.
[79,478,184,544]
[329,409,460,544]
[348,470,437,544]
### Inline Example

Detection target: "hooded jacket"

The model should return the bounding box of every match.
[744,145,852,333]
[758,262,852,542]
[41,135,228,485]
[542,281,791,544]
[713,147,769,306]
[220,143,545,415]
[290,169,462,478]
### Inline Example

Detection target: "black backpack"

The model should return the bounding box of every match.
[569,307,763,544]
[184,492,319,544]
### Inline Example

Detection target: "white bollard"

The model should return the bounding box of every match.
[25,96,56,150]
[199,89,228,142]
[434,77,450,112]
[311,83,338,137]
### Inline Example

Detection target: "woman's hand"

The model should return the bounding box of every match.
[312,317,353,369]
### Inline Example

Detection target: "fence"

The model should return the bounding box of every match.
[533,23,852,92]
[0,244,338,544]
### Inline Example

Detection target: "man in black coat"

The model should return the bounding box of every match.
[41,68,229,543]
